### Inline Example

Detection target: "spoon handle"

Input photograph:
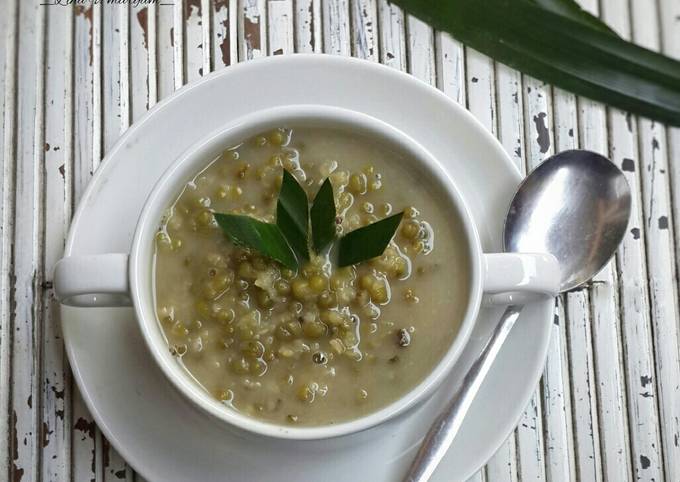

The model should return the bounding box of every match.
[403,305,524,482]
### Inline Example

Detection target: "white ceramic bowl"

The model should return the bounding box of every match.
[54,105,559,440]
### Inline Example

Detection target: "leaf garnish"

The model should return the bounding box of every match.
[276,170,310,262]
[310,178,337,253]
[217,168,403,269]
[214,213,298,270]
[390,0,680,126]
[337,212,404,267]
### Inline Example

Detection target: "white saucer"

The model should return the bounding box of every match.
[61,55,553,482]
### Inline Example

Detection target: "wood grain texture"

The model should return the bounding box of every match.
[574,5,632,479]
[131,4,152,119]
[658,0,680,302]
[459,47,520,482]
[495,63,524,170]
[509,63,575,482]
[351,0,378,61]
[294,0,321,53]
[541,298,576,482]
[322,0,350,56]
[41,5,74,481]
[405,15,434,85]
[551,2,605,472]
[0,1,18,480]
[658,18,680,442]
[1,1,680,481]
[156,2,183,99]
[268,0,294,56]
[629,3,680,482]
[600,2,666,481]
[484,57,521,482]
[240,0,267,60]
[465,49,495,135]
[377,0,406,70]
[183,0,210,81]
[435,32,464,105]
[212,0,238,69]
[71,5,101,481]
[98,14,119,482]
[11,3,46,481]
[101,6,134,481]
[518,74,553,482]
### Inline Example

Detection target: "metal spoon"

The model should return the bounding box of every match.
[404,150,632,482]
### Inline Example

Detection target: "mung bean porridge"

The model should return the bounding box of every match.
[154,126,470,426]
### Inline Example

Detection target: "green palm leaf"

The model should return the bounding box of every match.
[391,0,680,126]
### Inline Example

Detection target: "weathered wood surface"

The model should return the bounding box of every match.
[0,1,678,480]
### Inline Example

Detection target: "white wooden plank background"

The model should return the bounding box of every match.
[0,1,678,481]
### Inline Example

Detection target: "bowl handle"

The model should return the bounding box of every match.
[482,253,560,306]
[53,254,131,307]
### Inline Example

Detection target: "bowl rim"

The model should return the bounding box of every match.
[129,104,484,440]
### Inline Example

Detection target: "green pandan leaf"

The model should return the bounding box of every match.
[337,212,404,267]
[529,0,617,36]
[277,170,310,262]
[391,0,680,126]
[310,178,337,253]
[214,213,298,270]
[218,169,401,270]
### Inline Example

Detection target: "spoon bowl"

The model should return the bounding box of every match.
[405,149,632,482]
[504,150,631,290]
